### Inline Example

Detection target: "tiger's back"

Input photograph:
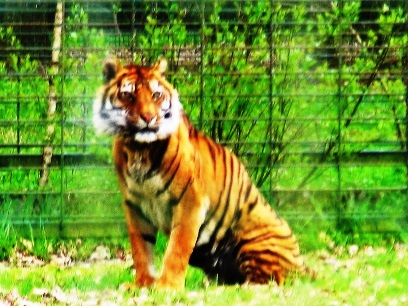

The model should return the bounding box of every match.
[93,57,312,289]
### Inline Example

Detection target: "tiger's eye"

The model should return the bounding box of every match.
[120,91,135,102]
[152,91,162,100]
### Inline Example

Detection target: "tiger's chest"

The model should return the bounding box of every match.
[115,135,200,236]
[122,142,178,234]
[123,158,174,234]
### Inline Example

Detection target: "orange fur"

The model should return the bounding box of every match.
[93,57,313,289]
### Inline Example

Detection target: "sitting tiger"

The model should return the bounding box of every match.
[93,56,313,289]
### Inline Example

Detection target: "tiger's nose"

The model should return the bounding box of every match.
[140,112,155,124]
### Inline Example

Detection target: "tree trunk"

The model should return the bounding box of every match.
[39,2,63,188]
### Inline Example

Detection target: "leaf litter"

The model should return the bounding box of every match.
[0,240,406,305]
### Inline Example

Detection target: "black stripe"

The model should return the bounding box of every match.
[124,199,135,207]
[162,141,179,177]
[145,139,170,179]
[177,175,194,204]
[247,194,259,214]
[241,253,279,267]
[129,188,144,199]
[188,123,199,139]
[156,158,181,196]
[207,150,234,247]
[100,90,110,110]
[142,234,157,245]
[167,175,194,207]
[207,201,230,250]
[240,249,297,267]
[233,208,242,224]
[233,164,244,221]
[243,230,294,245]
[100,83,117,111]
[124,199,153,225]
[243,182,252,203]
[224,152,235,211]
[232,163,244,224]
[205,137,218,174]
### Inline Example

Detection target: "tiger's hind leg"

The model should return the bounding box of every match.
[235,196,310,285]
[238,255,288,285]
[235,230,305,285]
[240,249,315,285]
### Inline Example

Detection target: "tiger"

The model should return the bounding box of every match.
[92,56,313,289]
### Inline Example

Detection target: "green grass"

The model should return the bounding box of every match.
[0,244,406,305]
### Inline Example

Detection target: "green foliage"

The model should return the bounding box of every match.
[0,1,407,246]
[0,219,16,261]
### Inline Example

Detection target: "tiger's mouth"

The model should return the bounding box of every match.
[138,126,159,133]
[121,124,160,138]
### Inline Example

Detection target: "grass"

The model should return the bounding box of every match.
[0,241,406,305]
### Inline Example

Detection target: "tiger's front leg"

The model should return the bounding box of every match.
[123,201,157,288]
[155,191,206,289]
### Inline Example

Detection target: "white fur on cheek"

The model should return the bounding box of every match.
[92,90,127,135]
[156,94,182,137]
[161,99,170,111]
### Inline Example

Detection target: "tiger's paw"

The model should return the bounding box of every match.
[121,275,156,291]
[154,275,185,290]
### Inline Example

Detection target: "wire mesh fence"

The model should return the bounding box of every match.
[0,0,407,239]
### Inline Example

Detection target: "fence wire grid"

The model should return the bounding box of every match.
[0,0,407,239]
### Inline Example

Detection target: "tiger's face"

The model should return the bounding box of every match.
[93,57,182,142]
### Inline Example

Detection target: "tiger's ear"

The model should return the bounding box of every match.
[153,58,167,76]
[103,56,121,83]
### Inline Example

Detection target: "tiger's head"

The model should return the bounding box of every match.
[93,57,183,143]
